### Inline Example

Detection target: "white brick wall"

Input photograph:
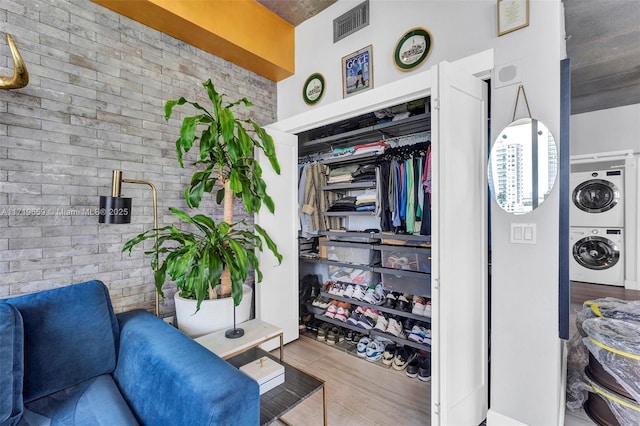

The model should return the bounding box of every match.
[0,0,277,315]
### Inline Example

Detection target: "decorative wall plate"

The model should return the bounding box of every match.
[393,27,433,71]
[302,73,325,105]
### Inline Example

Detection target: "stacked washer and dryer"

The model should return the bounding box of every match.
[570,161,625,286]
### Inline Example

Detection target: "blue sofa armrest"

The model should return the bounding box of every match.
[113,310,259,426]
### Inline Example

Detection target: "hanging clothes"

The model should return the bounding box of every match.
[392,160,401,228]
[298,163,312,236]
[405,158,415,234]
[378,162,392,231]
[303,162,339,232]
[420,145,432,236]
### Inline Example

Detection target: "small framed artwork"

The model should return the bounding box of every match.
[302,73,325,105]
[342,45,373,98]
[393,27,433,71]
[497,0,529,36]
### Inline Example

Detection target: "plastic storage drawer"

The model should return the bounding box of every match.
[375,245,431,273]
[320,241,380,265]
[379,268,431,297]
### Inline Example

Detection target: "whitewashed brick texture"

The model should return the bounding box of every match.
[0,0,277,314]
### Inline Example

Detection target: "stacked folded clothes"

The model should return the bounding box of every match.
[352,164,376,183]
[329,141,388,159]
[327,164,359,184]
[327,164,377,185]
[355,189,376,212]
[353,141,388,155]
[327,196,357,212]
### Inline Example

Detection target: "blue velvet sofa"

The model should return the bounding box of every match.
[0,280,259,426]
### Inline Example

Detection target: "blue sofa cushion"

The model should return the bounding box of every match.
[23,374,138,426]
[114,310,260,426]
[0,303,24,426]
[5,281,119,403]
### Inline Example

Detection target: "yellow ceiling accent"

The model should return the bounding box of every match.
[92,0,295,82]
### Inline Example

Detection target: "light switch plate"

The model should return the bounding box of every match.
[511,223,536,244]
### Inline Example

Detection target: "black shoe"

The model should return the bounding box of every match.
[418,356,431,381]
[406,356,420,378]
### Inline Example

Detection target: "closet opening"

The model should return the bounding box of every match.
[296,96,434,389]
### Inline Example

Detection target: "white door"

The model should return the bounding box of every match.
[431,61,489,425]
[254,127,299,348]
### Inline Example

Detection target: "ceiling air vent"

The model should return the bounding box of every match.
[333,0,369,43]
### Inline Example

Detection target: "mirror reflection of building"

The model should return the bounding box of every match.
[488,118,558,215]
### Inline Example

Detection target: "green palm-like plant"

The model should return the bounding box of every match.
[123,80,282,310]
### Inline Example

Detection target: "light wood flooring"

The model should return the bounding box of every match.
[270,333,430,426]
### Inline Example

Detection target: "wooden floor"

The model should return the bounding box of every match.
[570,280,640,306]
[271,333,430,426]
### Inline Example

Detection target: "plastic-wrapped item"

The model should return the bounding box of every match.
[583,375,640,426]
[582,297,640,321]
[566,330,591,412]
[583,317,640,405]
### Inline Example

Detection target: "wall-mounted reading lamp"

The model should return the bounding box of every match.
[99,170,160,317]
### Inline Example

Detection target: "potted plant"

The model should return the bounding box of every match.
[123,79,282,336]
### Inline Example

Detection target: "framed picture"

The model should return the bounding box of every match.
[393,27,433,71]
[342,45,373,98]
[497,0,529,36]
[302,73,325,105]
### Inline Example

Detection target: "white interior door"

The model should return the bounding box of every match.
[255,127,299,348]
[431,60,489,425]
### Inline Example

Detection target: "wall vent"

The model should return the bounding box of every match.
[333,0,369,43]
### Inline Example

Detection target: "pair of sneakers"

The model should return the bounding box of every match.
[405,354,431,382]
[356,336,390,362]
[348,285,367,301]
[406,354,431,381]
[385,317,405,338]
[391,346,417,371]
[411,296,432,317]
[323,300,351,322]
[408,325,431,344]
[362,283,386,305]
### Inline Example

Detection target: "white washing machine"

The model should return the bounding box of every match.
[570,227,624,286]
[570,167,624,227]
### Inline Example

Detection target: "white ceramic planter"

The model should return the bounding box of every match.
[174,284,253,338]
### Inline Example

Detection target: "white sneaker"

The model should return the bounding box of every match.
[335,307,350,322]
[352,285,366,300]
[363,284,385,305]
[365,339,385,362]
[323,305,337,319]
[422,300,432,317]
[412,297,426,315]
[357,336,371,357]
[386,317,404,337]
[408,325,431,344]
[343,284,355,298]
[374,315,388,332]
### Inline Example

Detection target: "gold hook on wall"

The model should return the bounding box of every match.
[1,34,29,90]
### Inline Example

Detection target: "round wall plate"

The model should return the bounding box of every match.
[302,73,325,105]
[393,27,433,71]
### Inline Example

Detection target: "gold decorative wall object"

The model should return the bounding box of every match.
[0,34,29,90]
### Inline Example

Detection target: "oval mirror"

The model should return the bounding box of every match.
[488,118,558,214]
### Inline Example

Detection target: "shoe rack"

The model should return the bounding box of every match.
[302,231,432,353]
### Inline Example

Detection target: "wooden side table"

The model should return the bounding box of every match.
[195,319,284,361]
